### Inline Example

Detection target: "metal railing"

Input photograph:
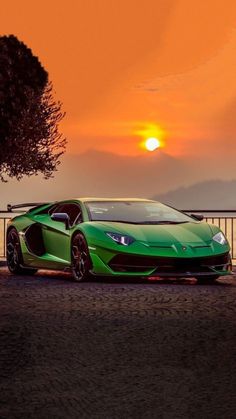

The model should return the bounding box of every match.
[0,216,10,258]
[183,210,236,260]
[1,210,236,261]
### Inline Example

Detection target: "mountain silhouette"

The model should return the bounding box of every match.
[154,180,236,210]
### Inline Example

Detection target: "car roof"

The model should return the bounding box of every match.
[27,198,158,215]
[33,198,156,208]
[77,198,156,203]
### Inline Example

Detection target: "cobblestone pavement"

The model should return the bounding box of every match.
[1,267,236,419]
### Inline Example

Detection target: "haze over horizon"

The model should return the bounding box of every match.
[1,149,236,209]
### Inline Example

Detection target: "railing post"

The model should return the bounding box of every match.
[3,218,6,258]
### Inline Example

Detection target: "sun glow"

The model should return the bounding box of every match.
[145,137,160,151]
[135,122,166,152]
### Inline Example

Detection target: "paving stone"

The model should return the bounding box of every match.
[1,267,236,419]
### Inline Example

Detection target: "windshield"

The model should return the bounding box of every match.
[86,201,193,224]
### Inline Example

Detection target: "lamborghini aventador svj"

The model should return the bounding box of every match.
[6,198,232,282]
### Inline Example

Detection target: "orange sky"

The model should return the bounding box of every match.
[1,0,236,157]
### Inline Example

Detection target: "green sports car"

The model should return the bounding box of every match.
[6,198,232,282]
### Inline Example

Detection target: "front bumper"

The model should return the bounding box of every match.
[90,250,232,278]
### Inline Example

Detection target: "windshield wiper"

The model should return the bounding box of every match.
[92,220,141,224]
[137,221,189,225]
[93,220,189,225]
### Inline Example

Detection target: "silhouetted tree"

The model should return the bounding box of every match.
[0,35,66,181]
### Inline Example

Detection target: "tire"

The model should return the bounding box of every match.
[71,233,92,282]
[195,275,219,284]
[6,228,38,275]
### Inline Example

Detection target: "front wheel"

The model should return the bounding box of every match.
[71,233,92,282]
[195,275,219,284]
[6,228,38,275]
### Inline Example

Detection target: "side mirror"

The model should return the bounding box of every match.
[51,212,70,229]
[191,213,204,221]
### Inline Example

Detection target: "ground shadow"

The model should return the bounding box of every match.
[0,266,234,286]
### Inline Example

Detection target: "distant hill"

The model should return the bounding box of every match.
[153,180,236,210]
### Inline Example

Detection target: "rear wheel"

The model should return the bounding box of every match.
[71,233,92,282]
[7,228,38,275]
[195,275,219,284]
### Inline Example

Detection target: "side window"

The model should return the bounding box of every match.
[36,204,58,215]
[49,204,63,215]
[73,208,83,225]
[65,204,83,225]
[51,203,83,225]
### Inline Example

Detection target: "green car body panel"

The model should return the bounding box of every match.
[6,198,232,278]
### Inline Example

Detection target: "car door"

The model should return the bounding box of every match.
[41,203,83,264]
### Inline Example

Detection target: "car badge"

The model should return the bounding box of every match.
[182,246,187,251]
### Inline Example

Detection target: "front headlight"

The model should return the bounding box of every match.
[212,232,227,245]
[106,232,135,246]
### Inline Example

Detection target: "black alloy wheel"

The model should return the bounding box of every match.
[6,228,37,275]
[71,233,92,282]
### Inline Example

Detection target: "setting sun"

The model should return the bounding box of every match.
[136,122,165,153]
[145,137,160,151]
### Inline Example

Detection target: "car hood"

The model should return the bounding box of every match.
[95,221,215,245]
